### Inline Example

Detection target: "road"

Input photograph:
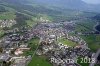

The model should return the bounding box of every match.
[89,49,100,66]
[94,22,100,32]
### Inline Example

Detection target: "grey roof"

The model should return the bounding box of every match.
[0,54,10,61]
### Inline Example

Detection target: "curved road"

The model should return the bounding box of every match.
[89,49,100,66]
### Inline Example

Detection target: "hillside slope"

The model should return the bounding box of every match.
[0,0,98,28]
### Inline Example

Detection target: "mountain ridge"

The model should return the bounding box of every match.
[0,0,100,13]
[30,0,100,13]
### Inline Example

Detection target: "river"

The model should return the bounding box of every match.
[95,22,100,32]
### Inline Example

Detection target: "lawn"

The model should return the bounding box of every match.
[58,37,78,47]
[81,35,100,52]
[75,19,96,32]
[26,37,52,66]
[0,12,16,20]
[28,55,52,66]
[75,24,90,32]
[26,17,37,27]
[0,30,4,38]
[26,20,36,27]
[26,14,53,27]
[77,57,89,66]
[23,37,40,56]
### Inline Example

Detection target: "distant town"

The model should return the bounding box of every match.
[0,19,100,66]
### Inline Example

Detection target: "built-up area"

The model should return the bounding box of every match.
[0,21,100,66]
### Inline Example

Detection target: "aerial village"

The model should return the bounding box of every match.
[0,19,100,66]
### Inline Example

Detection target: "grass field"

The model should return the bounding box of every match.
[75,19,96,32]
[77,57,89,66]
[23,37,40,56]
[75,23,90,32]
[0,30,4,38]
[26,20,36,27]
[27,37,52,66]
[58,37,78,47]
[0,12,16,20]
[81,35,100,52]
[28,55,52,66]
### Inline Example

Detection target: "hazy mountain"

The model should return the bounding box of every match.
[33,0,86,9]
[0,0,100,13]
[0,0,29,4]
[0,0,99,28]
[30,0,100,13]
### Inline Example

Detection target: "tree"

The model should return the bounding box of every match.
[0,47,3,53]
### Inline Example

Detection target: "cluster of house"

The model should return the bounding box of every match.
[33,22,95,66]
[0,20,16,28]
[10,56,31,66]
[39,17,51,22]
[36,35,94,66]
[0,21,98,66]
[31,22,74,40]
[80,31,100,35]
[65,34,88,49]
[0,44,31,66]
[35,29,63,38]
[30,22,94,66]
[0,27,33,66]
[1,33,29,48]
